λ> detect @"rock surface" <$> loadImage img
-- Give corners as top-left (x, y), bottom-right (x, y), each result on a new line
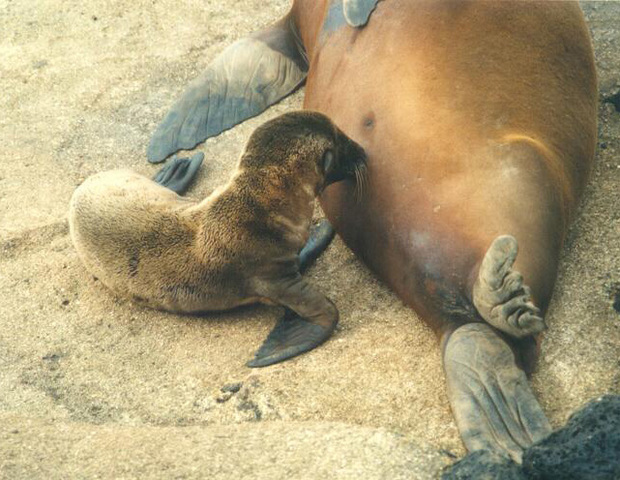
top-left (523, 395), bottom-right (620, 480)
top-left (441, 451), bottom-right (526, 480)
top-left (442, 395), bottom-right (620, 480)
top-left (0, 1), bottom-right (618, 478)
top-left (1, 414), bottom-right (447, 480)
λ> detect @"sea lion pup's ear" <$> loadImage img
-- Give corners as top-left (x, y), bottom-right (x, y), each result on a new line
top-left (343, 0), bottom-right (380, 28)
top-left (147, 15), bottom-right (308, 163)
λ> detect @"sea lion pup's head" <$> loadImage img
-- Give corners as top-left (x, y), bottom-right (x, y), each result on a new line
top-left (239, 111), bottom-right (367, 196)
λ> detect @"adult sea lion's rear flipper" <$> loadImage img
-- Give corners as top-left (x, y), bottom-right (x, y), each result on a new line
top-left (148, 16), bottom-right (308, 163)
top-left (473, 236), bottom-right (547, 338)
top-left (248, 277), bottom-right (338, 368)
top-left (153, 152), bottom-right (204, 195)
top-left (343, 0), bottom-right (380, 27)
top-left (443, 323), bottom-right (551, 463)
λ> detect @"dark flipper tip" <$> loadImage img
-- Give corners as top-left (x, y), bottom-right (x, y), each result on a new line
top-left (153, 152), bottom-right (204, 195)
top-left (147, 144), bottom-right (170, 164)
top-left (147, 122), bottom-right (180, 164)
top-left (299, 219), bottom-right (336, 273)
top-left (247, 310), bottom-right (335, 368)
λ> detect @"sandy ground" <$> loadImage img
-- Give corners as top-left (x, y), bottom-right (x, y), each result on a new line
top-left (0, 1), bottom-right (618, 478)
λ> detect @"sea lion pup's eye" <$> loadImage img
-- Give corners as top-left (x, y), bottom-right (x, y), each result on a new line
top-left (322, 149), bottom-right (335, 175)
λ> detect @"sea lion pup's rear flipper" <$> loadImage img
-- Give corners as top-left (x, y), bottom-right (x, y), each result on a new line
top-left (442, 323), bottom-right (552, 463)
top-left (153, 152), bottom-right (204, 195)
top-left (247, 309), bottom-right (335, 368)
top-left (248, 276), bottom-right (338, 368)
top-left (247, 220), bottom-right (335, 368)
top-left (298, 219), bottom-right (335, 273)
top-left (343, 0), bottom-right (380, 27)
top-left (147, 15), bottom-right (308, 164)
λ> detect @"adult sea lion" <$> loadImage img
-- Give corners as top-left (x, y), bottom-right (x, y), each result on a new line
top-left (146, 0), bottom-right (598, 462)
top-left (69, 111), bottom-right (367, 367)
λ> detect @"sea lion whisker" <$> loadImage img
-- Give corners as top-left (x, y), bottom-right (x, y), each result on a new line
top-left (354, 162), bottom-right (367, 202)
top-left (355, 167), bottom-right (362, 201)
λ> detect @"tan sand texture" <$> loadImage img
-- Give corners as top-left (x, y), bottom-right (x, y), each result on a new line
top-left (0, 1), bottom-right (618, 478)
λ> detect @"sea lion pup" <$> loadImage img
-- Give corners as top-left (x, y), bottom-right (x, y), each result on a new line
top-left (69, 111), bottom-right (367, 367)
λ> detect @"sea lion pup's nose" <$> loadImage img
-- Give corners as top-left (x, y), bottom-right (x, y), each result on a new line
top-left (348, 139), bottom-right (368, 171)
top-left (356, 147), bottom-right (368, 168)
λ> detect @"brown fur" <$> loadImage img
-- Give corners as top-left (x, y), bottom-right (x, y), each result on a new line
top-left (69, 111), bottom-right (365, 318)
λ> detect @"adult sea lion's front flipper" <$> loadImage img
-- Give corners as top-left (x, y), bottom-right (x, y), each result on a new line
top-left (443, 323), bottom-right (552, 463)
top-left (248, 276), bottom-right (338, 368)
top-left (343, 0), bottom-right (380, 27)
top-left (148, 16), bottom-right (308, 163)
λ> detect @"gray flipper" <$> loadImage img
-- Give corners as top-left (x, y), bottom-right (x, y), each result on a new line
top-left (473, 235), bottom-right (546, 339)
top-left (443, 323), bottom-right (551, 463)
top-left (148, 16), bottom-right (307, 163)
top-left (248, 272), bottom-right (339, 368)
top-left (247, 309), bottom-right (335, 368)
top-left (298, 219), bottom-right (336, 273)
top-left (153, 152), bottom-right (204, 194)
top-left (247, 220), bottom-right (336, 368)
top-left (343, 0), bottom-right (380, 27)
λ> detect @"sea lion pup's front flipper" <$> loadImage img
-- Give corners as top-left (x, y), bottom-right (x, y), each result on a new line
top-left (442, 323), bottom-right (552, 463)
top-left (343, 0), bottom-right (380, 27)
top-left (147, 15), bottom-right (308, 163)
top-left (298, 219), bottom-right (335, 273)
top-left (153, 152), bottom-right (204, 195)
top-left (248, 276), bottom-right (338, 368)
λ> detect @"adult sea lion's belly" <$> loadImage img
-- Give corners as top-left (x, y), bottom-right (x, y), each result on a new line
top-left (303, 0), bottom-right (597, 327)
